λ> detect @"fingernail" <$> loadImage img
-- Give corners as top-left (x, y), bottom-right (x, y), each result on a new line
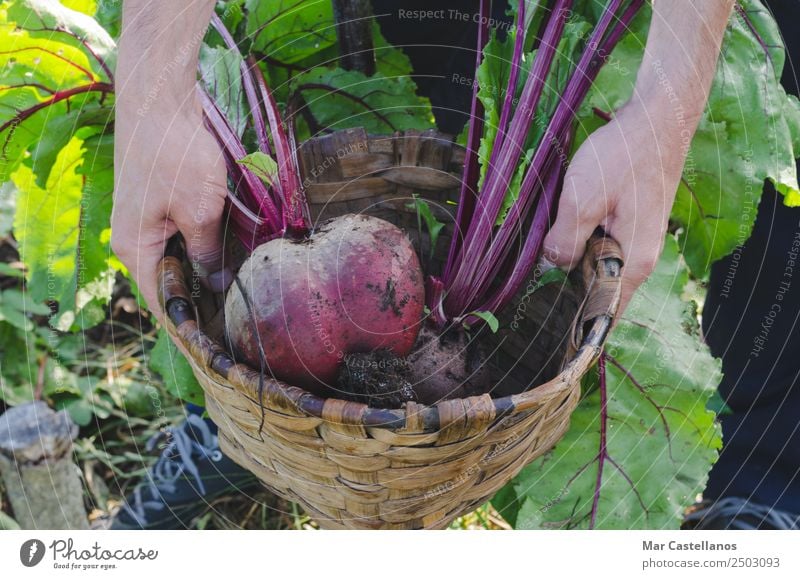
top-left (207, 268), bottom-right (233, 293)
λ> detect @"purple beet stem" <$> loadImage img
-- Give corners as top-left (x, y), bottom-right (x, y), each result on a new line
top-left (470, 0), bottom-right (644, 314)
top-left (443, 0), bottom-right (574, 314)
top-left (442, 0), bottom-right (491, 282)
top-left (200, 15), bottom-right (310, 248)
top-left (435, 0), bottom-right (644, 324)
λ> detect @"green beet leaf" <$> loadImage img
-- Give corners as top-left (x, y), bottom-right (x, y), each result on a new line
top-left (149, 329), bottom-right (206, 407)
top-left (12, 134), bottom-right (115, 332)
top-left (498, 236), bottom-right (722, 529)
top-left (672, 1), bottom-right (800, 276)
top-left (0, 0), bottom-right (115, 184)
top-left (199, 43), bottom-right (247, 138)
top-left (237, 151), bottom-right (278, 187)
top-left (291, 67), bottom-right (434, 134)
top-left (244, 0), bottom-right (336, 64)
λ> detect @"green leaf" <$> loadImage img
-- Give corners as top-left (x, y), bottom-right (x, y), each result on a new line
top-left (27, 105), bottom-right (113, 188)
top-left (503, 236), bottom-right (722, 529)
top-left (0, 509), bottom-right (20, 531)
top-left (0, 288), bottom-right (51, 329)
top-left (61, 0), bottom-right (98, 16)
top-left (372, 21), bottom-right (413, 78)
top-left (94, 0), bottom-right (121, 38)
top-left (0, 0), bottom-right (115, 181)
top-left (56, 132), bottom-right (116, 331)
top-left (217, 0), bottom-right (246, 36)
top-left (12, 134), bottom-right (115, 331)
top-left (53, 375), bottom-right (112, 425)
top-left (237, 151), bottom-right (278, 187)
top-left (120, 379), bottom-right (165, 417)
top-left (200, 43), bottom-right (247, 137)
top-left (149, 329), bottom-right (206, 406)
top-left (12, 137), bottom-right (84, 306)
top-left (0, 263), bottom-right (24, 278)
top-left (0, 182), bottom-right (15, 237)
top-left (672, 1), bottom-right (800, 274)
top-left (245, 0), bottom-right (337, 64)
top-left (406, 196), bottom-right (445, 258)
top-left (470, 310), bottom-right (500, 333)
top-left (292, 67), bottom-right (434, 134)
top-left (0, 323), bottom-right (39, 405)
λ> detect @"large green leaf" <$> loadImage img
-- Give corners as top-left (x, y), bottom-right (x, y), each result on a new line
top-left (244, 0), bottom-right (336, 64)
top-left (149, 330), bottom-right (206, 407)
top-left (498, 236), bottom-right (722, 529)
top-left (671, 1), bottom-right (800, 275)
top-left (12, 133), bottom-right (115, 331)
top-left (291, 67), bottom-right (434, 134)
top-left (12, 136), bottom-right (84, 306)
top-left (0, 0), bottom-right (115, 183)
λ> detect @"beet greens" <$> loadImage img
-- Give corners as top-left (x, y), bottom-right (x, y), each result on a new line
top-left (429, 0), bottom-right (645, 328)
top-left (199, 14), bottom-right (310, 250)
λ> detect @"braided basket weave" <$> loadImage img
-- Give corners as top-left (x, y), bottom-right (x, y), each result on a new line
top-left (158, 128), bottom-right (622, 529)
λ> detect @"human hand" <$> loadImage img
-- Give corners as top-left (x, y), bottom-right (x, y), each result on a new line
top-left (111, 96), bottom-right (229, 322)
top-left (542, 0), bottom-right (734, 317)
top-left (111, 0), bottom-right (224, 322)
top-left (542, 99), bottom-right (686, 316)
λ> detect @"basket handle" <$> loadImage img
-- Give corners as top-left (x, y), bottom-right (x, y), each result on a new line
top-left (570, 232), bottom-right (624, 352)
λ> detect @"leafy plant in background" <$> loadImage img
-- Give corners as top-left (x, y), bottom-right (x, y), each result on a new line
top-left (1, 0), bottom-right (799, 530)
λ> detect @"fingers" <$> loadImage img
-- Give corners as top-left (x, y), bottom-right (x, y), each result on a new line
top-left (542, 171), bottom-right (609, 269)
top-left (110, 217), bottom-right (178, 326)
top-left (606, 211), bottom-right (667, 319)
top-left (172, 174), bottom-right (231, 293)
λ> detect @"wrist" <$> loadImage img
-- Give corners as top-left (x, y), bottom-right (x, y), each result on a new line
top-left (117, 0), bottom-right (215, 117)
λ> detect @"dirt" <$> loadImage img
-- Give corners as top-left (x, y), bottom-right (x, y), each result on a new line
top-left (337, 349), bottom-right (416, 408)
top-left (405, 324), bottom-right (492, 405)
top-left (335, 324), bottom-right (493, 409)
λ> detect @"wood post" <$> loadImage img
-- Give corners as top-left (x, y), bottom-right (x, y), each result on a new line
top-left (0, 401), bottom-right (88, 529)
top-left (332, 0), bottom-right (376, 75)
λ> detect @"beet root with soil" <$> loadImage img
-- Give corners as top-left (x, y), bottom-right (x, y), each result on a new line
top-left (224, 214), bottom-right (425, 397)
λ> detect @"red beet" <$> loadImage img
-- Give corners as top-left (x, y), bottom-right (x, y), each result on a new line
top-left (224, 214), bottom-right (424, 396)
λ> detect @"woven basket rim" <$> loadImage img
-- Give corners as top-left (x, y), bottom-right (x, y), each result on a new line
top-left (157, 131), bottom-right (623, 434)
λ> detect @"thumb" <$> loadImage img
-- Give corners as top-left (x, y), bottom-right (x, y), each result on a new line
top-left (542, 175), bottom-right (607, 269)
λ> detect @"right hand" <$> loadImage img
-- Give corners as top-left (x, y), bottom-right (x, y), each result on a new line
top-left (111, 95), bottom-right (230, 323)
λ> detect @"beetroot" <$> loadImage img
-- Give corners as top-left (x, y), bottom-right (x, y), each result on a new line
top-left (224, 214), bottom-right (424, 396)
top-left (406, 325), bottom-right (491, 405)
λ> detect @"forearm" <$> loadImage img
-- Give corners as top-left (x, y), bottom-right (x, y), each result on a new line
top-left (117, 0), bottom-right (216, 115)
top-left (630, 0), bottom-right (734, 139)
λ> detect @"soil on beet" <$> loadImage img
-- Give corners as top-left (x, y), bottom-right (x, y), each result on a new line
top-left (335, 325), bottom-right (493, 409)
top-left (406, 325), bottom-right (492, 405)
top-left (337, 350), bottom-right (416, 408)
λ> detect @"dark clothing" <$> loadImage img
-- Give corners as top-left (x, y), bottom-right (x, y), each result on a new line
top-left (700, 0), bottom-right (800, 514)
top-left (372, 0), bottom-right (509, 133)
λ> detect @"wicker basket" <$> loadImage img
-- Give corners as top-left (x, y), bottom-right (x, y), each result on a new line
top-left (157, 128), bottom-right (622, 529)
